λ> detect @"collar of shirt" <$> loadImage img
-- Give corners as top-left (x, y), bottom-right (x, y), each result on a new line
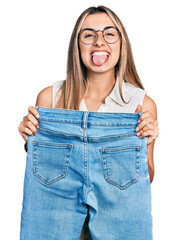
top-left (104, 77), bottom-right (129, 107)
top-left (80, 77), bottom-right (130, 110)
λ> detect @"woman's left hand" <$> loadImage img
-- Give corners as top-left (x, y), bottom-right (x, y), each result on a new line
top-left (135, 104), bottom-right (159, 145)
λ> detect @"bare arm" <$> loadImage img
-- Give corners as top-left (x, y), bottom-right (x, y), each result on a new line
top-left (141, 95), bottom-right (158, 183)
top-left (35, 86), bottom-right (52, 107)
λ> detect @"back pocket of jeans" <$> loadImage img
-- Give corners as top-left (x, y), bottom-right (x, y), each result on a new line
top-left (32, 141), bottom-right (73, 185)
top-left (100, 145), bottom-right (141, 190)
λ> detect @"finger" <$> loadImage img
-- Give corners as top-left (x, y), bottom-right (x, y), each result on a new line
top-left (28, 106), bottom-right (40, 119)
top-left (156, 126), bottom-right (159, 137)
top-left (154, 120), bottom-right (158, 126)
top-left (26, 113), bottom-right (39, 128)
top-left (24, 121), bottom-right (38, 134)
top-left (135, 104), bottom-right (142, 113)
top-left (18, 121), bottom-right (24, 134)
top-left (137, 125), bottom-right (159, 140)
top-left (138, 129), bottom-right (156, 139)
top-left (22, 125), bottom-right (34, 135)
top-left (21, 133), bottom-right (28, 142)
top-left (135, 116), bottom-right (154, 132)
top-left (147, 136), bottom-right (154, 145)
top-left (138, 111), bottom-right (152, 123)
top-left (136, 123), bottom-right (154, 133)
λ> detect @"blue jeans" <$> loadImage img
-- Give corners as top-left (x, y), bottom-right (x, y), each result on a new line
top-left (20, 106), bottom-right (153, 240)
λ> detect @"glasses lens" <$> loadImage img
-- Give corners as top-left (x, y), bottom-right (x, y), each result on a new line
top-left (104, 28), bottom-right (119, 44)
top-left (80, 30), bottom-right (96, 44)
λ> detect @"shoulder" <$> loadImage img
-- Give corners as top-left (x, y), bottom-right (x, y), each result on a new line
top-left (124, 81), bottom-right (146, 96)
top-left (35, 86), bottom-right (52, 108)
top-left (35, 80), bottom-right (65, 108)
top-left (142, 95), bottom-right (157, 119)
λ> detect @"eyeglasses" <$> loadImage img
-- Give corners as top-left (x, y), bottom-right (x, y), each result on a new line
top-left (78, 26), bottom-right (121, 45)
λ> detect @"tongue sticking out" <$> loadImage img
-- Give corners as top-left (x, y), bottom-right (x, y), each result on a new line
top-left (92, 55), bottom-right (108, 66)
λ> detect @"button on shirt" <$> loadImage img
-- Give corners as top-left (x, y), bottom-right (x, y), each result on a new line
top-left (52, 77), bottom-right (147, 113)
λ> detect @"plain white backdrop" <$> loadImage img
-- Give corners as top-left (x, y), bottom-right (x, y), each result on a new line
top-left (0, 0), bottom-right (176, 239)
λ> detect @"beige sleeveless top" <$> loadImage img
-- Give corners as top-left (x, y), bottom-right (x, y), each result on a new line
top-left (52, 77), bottom-right (147, 113)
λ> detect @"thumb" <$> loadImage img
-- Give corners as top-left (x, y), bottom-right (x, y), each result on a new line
top-left (135, 104), bottom-right (142, 113)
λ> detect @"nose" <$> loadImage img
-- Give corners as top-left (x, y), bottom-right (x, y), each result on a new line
top-left (94, 31), bottom-right (105, 46)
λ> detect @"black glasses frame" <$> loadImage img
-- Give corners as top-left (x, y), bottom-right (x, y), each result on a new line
top-left (78, 26), bottom-right (121, 45)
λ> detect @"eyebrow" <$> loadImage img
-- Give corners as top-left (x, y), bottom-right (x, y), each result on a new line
top-left (80, 26), bottom-right (116, 31)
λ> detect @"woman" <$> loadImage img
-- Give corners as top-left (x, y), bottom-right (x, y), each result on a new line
top-left (19, 5), bottom-right (159, 240)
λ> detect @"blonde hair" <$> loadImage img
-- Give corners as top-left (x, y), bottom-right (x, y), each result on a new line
top-left (55, 5), bottom-right (145, 109)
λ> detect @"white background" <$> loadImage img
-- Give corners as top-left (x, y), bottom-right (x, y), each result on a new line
top-left (0, 0), bottom-right (176, 239)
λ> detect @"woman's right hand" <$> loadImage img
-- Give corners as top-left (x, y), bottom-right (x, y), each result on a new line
top-left (18, 106), bottom-right (40, 142)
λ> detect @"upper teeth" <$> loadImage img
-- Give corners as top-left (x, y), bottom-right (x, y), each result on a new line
top-left (92, 52), bottom-right (108, 56)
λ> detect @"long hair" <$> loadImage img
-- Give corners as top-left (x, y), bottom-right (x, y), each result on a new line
top-left (55, 5), bottom-right (145, 109)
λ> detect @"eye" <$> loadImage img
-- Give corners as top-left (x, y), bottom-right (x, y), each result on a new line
top-left (85, 34), bottom-right (94, 38)
top-left (105, 33), bottom-right (114, 36)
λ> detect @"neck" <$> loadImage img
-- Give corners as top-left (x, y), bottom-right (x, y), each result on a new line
top-left (85, 70), bottom-right (116, 101)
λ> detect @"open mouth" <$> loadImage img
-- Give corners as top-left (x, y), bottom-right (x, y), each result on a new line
top-left (91, 51), bottom-right (110, 66)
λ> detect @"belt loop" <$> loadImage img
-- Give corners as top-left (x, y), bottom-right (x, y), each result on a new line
top-left (82, 111), bottom-right (89, 129)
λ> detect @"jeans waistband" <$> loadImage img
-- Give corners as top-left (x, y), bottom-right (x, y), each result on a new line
top-left (36, 106), bottom-right (143, 127)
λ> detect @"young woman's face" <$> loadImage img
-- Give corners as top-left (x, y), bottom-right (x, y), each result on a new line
top-left (78, 13), bottom-right (121, 75)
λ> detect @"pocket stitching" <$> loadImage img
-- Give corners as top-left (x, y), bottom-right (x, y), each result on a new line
top-left (32, 141), bottom-right (73, 185)
top-left (100, 145), bottom-right (141, 190)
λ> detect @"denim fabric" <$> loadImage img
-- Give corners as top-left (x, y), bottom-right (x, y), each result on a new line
top-left (20, 106), bottom-right (153, 240)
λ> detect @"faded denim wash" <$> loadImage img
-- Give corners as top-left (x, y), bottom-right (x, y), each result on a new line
top-left (20, 106), bottom-right (153, 240)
